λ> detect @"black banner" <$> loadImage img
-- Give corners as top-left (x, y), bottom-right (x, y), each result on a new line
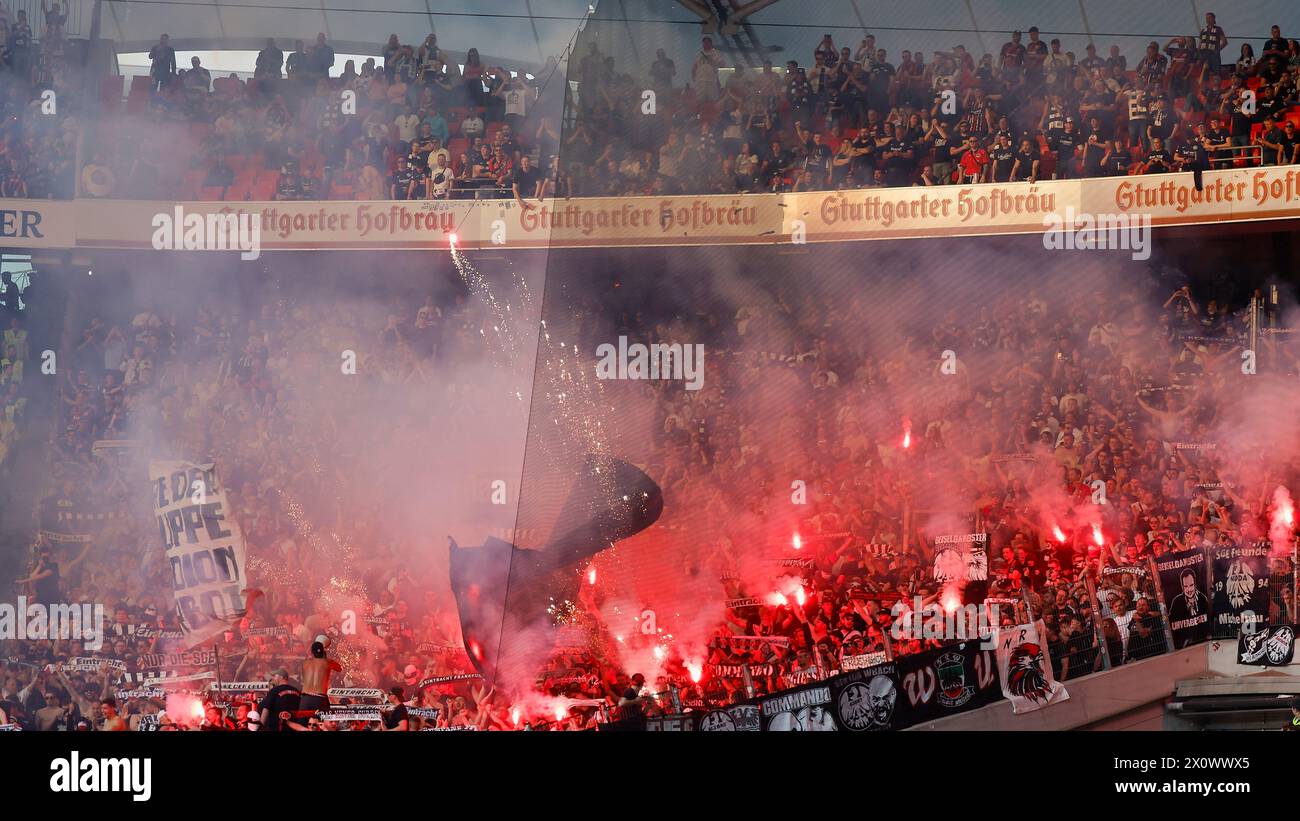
top-left (1210, 542), bottom-right (1271, 637)
top-left (1155, 547), bottom-right (1210, 648)
top-left (645, 714), bottom-right (697, 731)
top-left (756, 683), bottom-right (836, 731)
top-left (695, 704), bottom-right (760, 731)
top-left (1237, 625), bottom-right (1296, 667)
top-left (895, 640), bottom-right (1000, 725)
top-left (828, 661), bottom-right (900, 731)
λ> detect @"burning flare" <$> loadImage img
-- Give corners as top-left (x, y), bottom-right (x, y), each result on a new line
top-left (686, 661), bottom-right (703, 683)
top-left (1270, 485), bottom-right (1295, 556)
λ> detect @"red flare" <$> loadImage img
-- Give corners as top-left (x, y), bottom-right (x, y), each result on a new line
top-left (587, 566), bottom-right (597, 585)
top-left (1091, 523), bottom-right (1104, 547)
top-left (941, 590), bottom-right (961, 613)
top-left (792, 533), bottom-right (803, 550)
top-left (1052, 524), bottom-right (1066, 543)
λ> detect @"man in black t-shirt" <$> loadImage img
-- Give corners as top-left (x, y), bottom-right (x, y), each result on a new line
top-left (881, 124), bottom-right (914, 187)
top-left (390, 156), bottom-right (422, 199)
top-left (925, 120), bottom-right (953, 183)
top-left (1051, 119), bottom-right (1080, 179)
top-left (989, 134), bottom-right (1015, 182)
top-left (850, 128), bottom-right (877, 181)
top-left (801, 131), bottom-right (833, 187)
top-left (1143, 138), bottom-right (1173, 173)
top-left (257, 669), bottom-right (300, 731)
top-left (1012, 137), bottom-right (1039, 182)
top-left (1220, 75), bottom-right (1253, 146)
top-left (1082, 132), bottom-right (1108, 177)
top-left (1145, 97), bottom-right (1177, 148)
top-left (511, 154), bottom-right (544, 209)
top-left (380, 687), bottom-right (409, 731)
top-left (1278, 121), bottom-right (1300, 166)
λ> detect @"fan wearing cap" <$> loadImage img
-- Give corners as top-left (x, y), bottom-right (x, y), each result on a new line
top-left (379, 687), bottom-right (409, 731)
top-left (257, 667), bottom-right (301, 731)
top-left (299, 637), bottom-right (341, 715)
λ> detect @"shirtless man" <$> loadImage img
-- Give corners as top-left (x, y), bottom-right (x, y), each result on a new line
top-left (99, 698), bottom-right (127, 731)
top-left (299, 639), bottom-right (341, 714)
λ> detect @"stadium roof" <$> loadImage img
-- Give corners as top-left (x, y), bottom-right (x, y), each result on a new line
top-left (97, 0), bottom-right (594, 70)
top-left (80, 0), bottom-right (1300, 75)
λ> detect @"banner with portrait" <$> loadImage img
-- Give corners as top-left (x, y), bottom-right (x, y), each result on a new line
top-left (828, 661), bottom-right (900, 731)
top-left (1155, 547), bottom-right (1209, 648)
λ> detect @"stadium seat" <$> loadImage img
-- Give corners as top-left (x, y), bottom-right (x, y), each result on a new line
top-left (100, 76), bottom-right (124, 107)
top-left (199, 185), bottom-right (226, 201)
top-left (125, 91), bottom-right (150, 115)
top-left (250, 171), bottom-right (279, 200)
top-left (180, 170), bottom-right (206, 200)
top-left (213, 77), bottom-right (242, 97)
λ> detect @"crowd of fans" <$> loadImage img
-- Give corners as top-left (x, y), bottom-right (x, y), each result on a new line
top-left (83, 30), bottom-right (560, 205)
top-left (569, 13), bottom-right (1300, 195)
top-left (0, 2), bottom-right (81, 200)
top-left (2, 10), bottom-right (1300, 733)
top-left (3, 10), bottom-right (1300, 203)
top-left (0, 248), bottom-right (1295, 730)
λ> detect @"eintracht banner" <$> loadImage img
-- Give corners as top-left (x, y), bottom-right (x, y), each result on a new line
top-left (995, 621), bottom-right (1069, 714)
top-left (149, 461), bottom-right (250, 648)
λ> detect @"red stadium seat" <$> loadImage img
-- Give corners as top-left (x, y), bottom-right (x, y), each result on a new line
top-left (250, 171), bottom-right (279, 200)
top-left (129, 74), bottom-right (153, 94)
top-left (199, 186), bottom-right (226, 201)
top-left (180, 170), bottom-right (205, 200)
top-left (100, 76), bottom-right (124, 105)
top-left (125, 91), bottom-right (149, 115)
top-left (213, 76), bottom-right (242, 97)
